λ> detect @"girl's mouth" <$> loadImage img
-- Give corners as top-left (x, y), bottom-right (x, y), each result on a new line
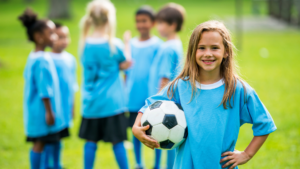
top-left (202, 60), bottom-right (216, 65)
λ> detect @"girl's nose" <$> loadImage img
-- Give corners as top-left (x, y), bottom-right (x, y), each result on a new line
top-left (204, 50), bottom-right (213, 57)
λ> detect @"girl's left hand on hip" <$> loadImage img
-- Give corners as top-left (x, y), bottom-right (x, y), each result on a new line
top-left (220, 150), bottom-right (251, 169)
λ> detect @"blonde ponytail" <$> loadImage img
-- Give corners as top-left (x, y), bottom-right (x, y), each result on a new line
top-left (79, 0), bottom-right (116, 54)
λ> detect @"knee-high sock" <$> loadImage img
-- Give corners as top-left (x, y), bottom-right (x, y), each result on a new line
top-left (167, 149), bottom-right (176, 169)
top-left (154, 149), bottom-right (162, 169)
top-left (30, 149), bottom-right (42, 169)
top-left (133, 136), bottom-right (142, 166)
top-left (53, 141), bottom-right (62, 168)
top-left (113, 142), bottom-right (129, 169)
top-left (43, 144), bottom-right (53, 168)
top-left (84, 142), bottom-right (97, 169)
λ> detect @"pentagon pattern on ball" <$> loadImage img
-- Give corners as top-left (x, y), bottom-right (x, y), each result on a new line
top-left (142, 120), bottom-right (153, 135)
top-left (159, 101), bottom-right (179, 114)
top-left (149, 101), bottom-right (162, 110)
top-left (147, 108), bottom-right (165, 126)
top-left (169, 125), bottom-right (185, 143)
top-left (151, 124), bottom-right (169, 142)
top-left (184, 127), bottom-right (188, 139)
top-left (162, 114), bottom-right (178, 129)
top-left (160, 140), bottom-right (175, 149)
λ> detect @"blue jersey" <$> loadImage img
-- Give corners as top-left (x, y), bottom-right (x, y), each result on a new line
top-left (23, 51), bottom-right (65, 137)
top-left (140, 79), bottom-right (277, 169)
top-left (148, 39), bottom-right (183, 97)
top-left (81, 38), bottom-right (127, 118)
top-left (126, 36), bottom-right (163, 112)
top-left (50, 51), bottom-right (78, 127)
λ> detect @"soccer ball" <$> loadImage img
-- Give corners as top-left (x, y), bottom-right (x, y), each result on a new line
top-left (141, 100), bottom-right (188, 150)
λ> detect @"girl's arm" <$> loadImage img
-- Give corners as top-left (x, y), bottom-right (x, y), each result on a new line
top-left (119, 60), bottom-right (132, 70)
top-left (123, 30), bottom-right (132, 61)
top-left (160, 77), bottom-right (170, 90)
top-left (220, 134), bottom-right (269, 169)
top-left (132, 113), bottom-right (160, 150)
top-left (42, 98), bottom-right (55, 125)
top-left (119, 30), bottom-right (132, 70)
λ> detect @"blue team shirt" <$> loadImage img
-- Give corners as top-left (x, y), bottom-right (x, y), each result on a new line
top-left (23, 51), bottom-right (65, 137)
top-left (50, 51), bottom-right (78, 127)
top-left (148, 39), bottom-right (183, 97)
top-left (140, 79), bottom-right (277, 169)
top-left (126, 36), bottom-right (163, 112)
top-left (81, 38), bottom-right (127, 118)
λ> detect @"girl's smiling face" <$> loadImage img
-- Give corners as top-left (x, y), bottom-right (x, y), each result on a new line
top-left (196, 31), bottom-right (228, 73)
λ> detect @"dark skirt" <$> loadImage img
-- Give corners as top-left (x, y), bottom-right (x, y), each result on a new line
top-left (26, 127), bottom-right (70, 143)
top-left (128, 112), bottom-right (138, 128)
top-left (79, 113), bottom-right (128, 143)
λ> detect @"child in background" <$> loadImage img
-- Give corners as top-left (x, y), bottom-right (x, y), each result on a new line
top-left (19, 9), bottom-right (68, 169)
top-left (78, 1), bottom-right (131, 169)
top-left (144, 3), bottom-right (185, 169)
top-left (43, 23), bottom-right (78, 169)
top-left (124, 6), bottom-right (163, 169)
top-left (133, 20), bottom-right (277, 169)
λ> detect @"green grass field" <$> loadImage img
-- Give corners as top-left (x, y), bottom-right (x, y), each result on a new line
top-left (0, 0), bottom-right (299, 168)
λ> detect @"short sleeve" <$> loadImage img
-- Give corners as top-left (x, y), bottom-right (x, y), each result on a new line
top-left (240, 89), bottom-right (277, 136)
top-left (158, 49), bottom-right (175, 79)
top-left (139, 81), bottom-right (181, 113)
top-left (34, 60), bottom-right (54, 98)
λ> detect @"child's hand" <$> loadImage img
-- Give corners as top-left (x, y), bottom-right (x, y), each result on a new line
top-left (119, 60), bottom-right (132, 70)
top-left (46, 112), bottom-right (55, 125)
top-left (220, 150), bottom-right (251, 169)
top-left (123, 30), bottom-right (131, 43)
top-left (132, 124), bottom-right (159, 150)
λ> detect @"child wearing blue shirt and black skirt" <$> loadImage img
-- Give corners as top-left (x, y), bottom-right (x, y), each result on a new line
top-left (78, 1), bottom-right (132, 169)
top-left (19, 9), bottom-right (68, 169)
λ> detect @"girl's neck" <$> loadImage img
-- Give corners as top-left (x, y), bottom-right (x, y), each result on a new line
top-left (91, 26), bottom-right (108, 38)
top-left (139, 33), bottom-right (151, 41)
top-left (166, 32), bottom-right (178, 41)
top-left (34, 44), bottom-right (45, 52)
top-left (199, 69), bottom-right (222, 85)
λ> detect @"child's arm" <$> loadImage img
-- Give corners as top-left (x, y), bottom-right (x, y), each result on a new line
top-left (220, 134), bottom-right (269, 169)
top-left (132, 113), bottom-right (160, 150)
top-left (119, 30), bottom-right (132, 70)
top-left (119, 60), bottom-right (132, 70)
top-left (160, 77), bottom-right (170, 90)
top-left (42, 98), bottom-right (55, 125)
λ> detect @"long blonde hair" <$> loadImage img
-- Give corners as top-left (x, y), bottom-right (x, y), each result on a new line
top-left (168, 20), bottom-right (245, 109)
top-left (79, 0), bottom-right (116, 52)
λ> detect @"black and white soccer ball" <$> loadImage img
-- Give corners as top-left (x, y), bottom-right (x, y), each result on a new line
top-left (141, 100), bottom-right (188, 150)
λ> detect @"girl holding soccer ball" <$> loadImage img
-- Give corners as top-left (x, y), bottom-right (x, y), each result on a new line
top-left (133, 20), bottom-right (276, 169)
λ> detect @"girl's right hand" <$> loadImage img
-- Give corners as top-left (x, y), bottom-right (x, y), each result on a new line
top-left (132, 124), bottom-right (159, 150)
top-left (46, 112), bottom-right (55, 125)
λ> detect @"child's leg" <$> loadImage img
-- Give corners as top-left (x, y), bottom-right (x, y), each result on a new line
top-left (52, 141), bottom-right (62, 168)
top-left (43, 144), bottom-right (54, 169)
top-left (166, 149), bottom-right (176, 169)
top-left (31, 141), bottom-right (45, 169)
top-left (84, 141), bottom-right (97, 169)
top-left (113, 142), bottom-right (129, 169)
top-left (133, 136), bottom-right (142, 167)
top-left (154, 149), bottom-right (162, 169)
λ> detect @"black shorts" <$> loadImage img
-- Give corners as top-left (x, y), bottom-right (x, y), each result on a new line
top-left (79, 113), bottom-right (128, 143)
top-left (26, 127), bottom-right (70, 143)
top-left (128, 112), bottom-right (138, 128)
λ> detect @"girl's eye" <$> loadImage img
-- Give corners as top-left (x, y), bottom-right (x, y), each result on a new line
top-left (198, 47), bottom-right (205, 50)
top-left (212, 47), bottom-right (219, 50)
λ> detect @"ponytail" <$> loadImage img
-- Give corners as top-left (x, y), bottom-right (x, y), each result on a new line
top-left (79, 0), bottom-right (116, 54)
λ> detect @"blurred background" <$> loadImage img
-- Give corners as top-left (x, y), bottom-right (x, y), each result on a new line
top-left (0, 0), bottom-right (299, 168)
